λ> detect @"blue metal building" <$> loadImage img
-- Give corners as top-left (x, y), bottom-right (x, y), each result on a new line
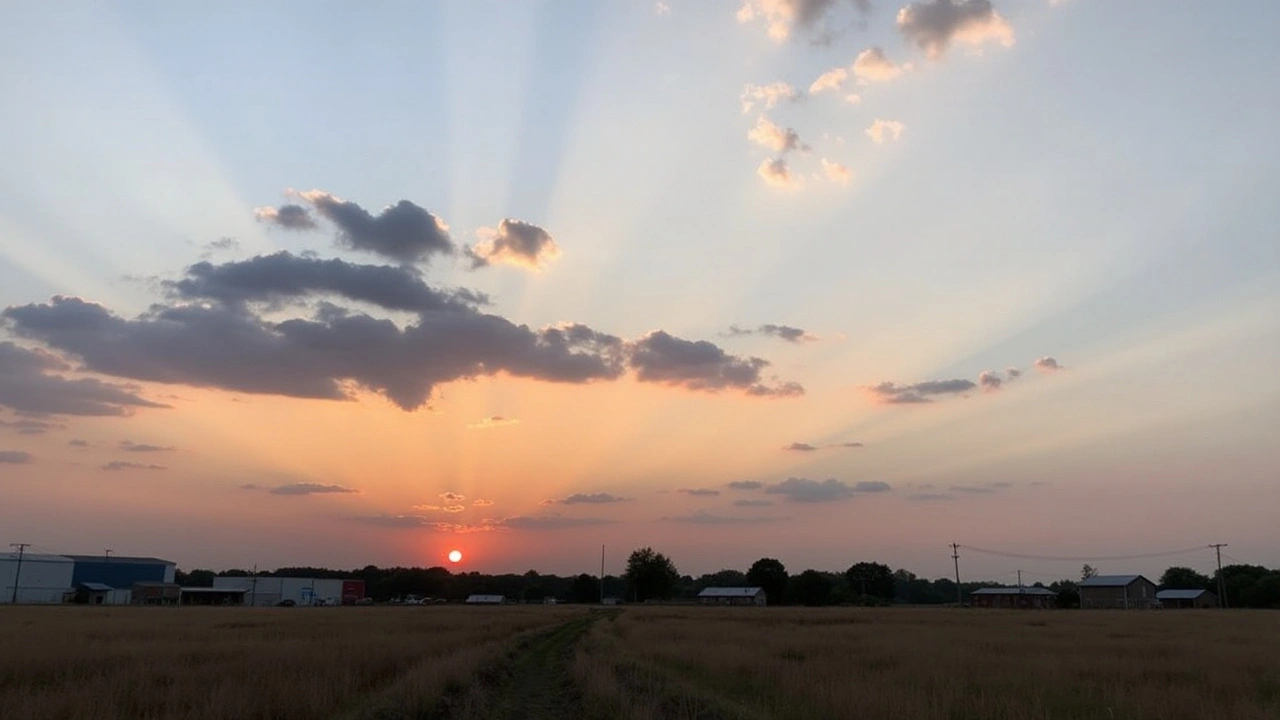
top-left (66, 555), bottom-right (176, 589)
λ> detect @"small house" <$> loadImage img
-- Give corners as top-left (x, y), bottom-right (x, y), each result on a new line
top-left (697, 587), bottom-right (767, 606)
top-left (1157, 588), bottom-right (1218, 609)
top-left (1078, 575), bottom-right (1158, 609)
top-left (969, 586), bottom-right (1057, 609)
top-left (74, 582), bottom-right (113, 605)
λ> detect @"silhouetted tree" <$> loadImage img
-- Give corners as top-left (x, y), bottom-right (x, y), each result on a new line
top-left (174, 569), bottom-right (216, 587)
top-left (624, 547), bottom-right (680, 601)
top-left (791, 569), bottom-right (833, 606)
top-left (569, 573), bottom-right (601, 603)
top-left (845, 562), bottom-right (894, 601)
top-left (696, 569), bottom-right (747, 592)
top-left (1049, 579), bottom-right (1079, 608)
top-left (1159, 566), bottom-right (1213, 590)
top-left (746, 558), bottom-right (789, 605)
top-left (1081, 564), bottom-right (1098, 581)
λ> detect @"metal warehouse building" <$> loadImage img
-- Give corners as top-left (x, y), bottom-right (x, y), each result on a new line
top-left (1079, 574), bottom-right (1158, 609)
top-left (66, 554), bottom-right (176, 589)
top-left (1, 552), bottom-right (75, 604)
top-left (212, 577), bottom-right (364, 606)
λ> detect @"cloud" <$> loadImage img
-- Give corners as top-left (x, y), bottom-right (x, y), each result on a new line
top-left (741, 82), bottom-right (802, 114)
top-left (677, 488), bottom-right (721, 497)
top-left (726, 324), bottom-right (817, 343)
top-left (254, 204), bottom-right (317, 230)
top-left (268, 483), bottom-right (357, 495)
top-left (907, 492), bottom-right (954, 501)
top-left (101, 461), bottom-right (166, 471)
top-left (838, 441), bottom-right (865, 448)
top-left (544, 492), bottom-right (632, 505)
top-left (351, 514), bottom-right (432, 529)
top-left (1006, 367), bottom-right (1022, 380)
top-left (629, 330), bottom-right (802, 396)
top-left (472, 499), bottom-right (494, 507)
top-left (866, 119), bottom-right (905, 144)
top-left (853, 47), bottom-right (909, 82)
top-left (466, 219), bottom-right (561, 271)
top-left (0, 418), bottom-right (65, 435)
top-left (757, 158), bottom-right (801, 189)
top-left (809, 67), bottom-right (849, 94)
top-left (765, 477), bottom-right (890, 502)
top-left (950, 484), bottom-right (995, 494)
top-left (728, 480), bottom-right (764, 491)
top-left (734, 499), bottom-right (775, 507)
top-left (865, 378), bottom-right (976, 404)
top-left (785, 442), bottom-right (818, 452)
top-left (468, 415), bottom-right (519, 430)
top-left (414, 504), bottom-right (466, 513)
top-left (655, 1), bottom-right (671, 15)
top-left (978, 371), bottom-right (1003, 392)
top-left (787, 440), bottom-right (864, 451)
top-left (501, 515), bottom-right (616, 530)
top-left (664, 511), bottom-right (783, 525)
top-left (440, 492), bottom-right (466, 502)
top-left (119, 440), bottom-right (174, 453)
top-left (239, 483), bottom-right (259, 490)
top-left (289, 190), bottom-right (455, 264)
top-left (69, 439), bottom-right (90, 447)
top-left (897, 0), bottom-right (1015, 59)
top-left (204, 237), bottom-right (241, 253)
top-left (737, 0), bottom-right (872, 41)
top-left (0, 450), bottom-right (33, 464)
top-left (747, 117), bottom-right (807, 153)
top-left (0, 341), bottom-right (166, 417)
top-left (1034, 356), bottom-right (1063, 372)
top-left (821, 158), bottom-right (852, 185)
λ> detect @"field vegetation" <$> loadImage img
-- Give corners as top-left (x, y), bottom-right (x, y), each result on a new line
top-left (2, 605), bottom-right (1277, 720)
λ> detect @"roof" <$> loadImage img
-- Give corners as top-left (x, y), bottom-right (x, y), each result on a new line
top-left (1157, 589), bottom-right (1213, 600)
top-left (78, 582), bottom-right (113, 592)
top-left (1078, 575), bottom-right (1149, 587)
top-left (971, 587), bottom-right (1057, 596)
top-left (64, 555), bottom-right (175, 565)
top-left (181, 587), bottom-right (247, 593)
top-left (698, 587), bottom-right (764, 598)
top-left (0, 552), bottom-right (72, 563)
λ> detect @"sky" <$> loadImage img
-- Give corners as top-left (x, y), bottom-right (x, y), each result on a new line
top-left (1, 0), bottom-right (1277, 583)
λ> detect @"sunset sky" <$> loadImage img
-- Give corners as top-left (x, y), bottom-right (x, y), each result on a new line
top-left (2, 1), bottom-right (1277, 583)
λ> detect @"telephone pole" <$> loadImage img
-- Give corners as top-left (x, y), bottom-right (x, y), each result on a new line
top-left (1209, 543), bottom-right (1229, 609)
top-left (9, 543), bottom-right (30, 604)
top-left (600, 545), bottom-right (605, 604)
top-left (1017, 570), bottom-right (1023, 592)
top-left (951, 543), bottom-right (963, 606)
top-left (104, 549), bottom-right (112, 563)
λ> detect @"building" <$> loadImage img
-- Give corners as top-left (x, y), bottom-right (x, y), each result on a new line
top-left (1157, 588), bottom-right (1218, 609)
top-left (697, 587), bottom-right (767, 606)
top-left (1078, 575), bottom-right (1158, 609)
top-left (0, 552), bottom-right (75, 604)
top-left (465, 594), bottom-right (505, 604)
top-left (74, 582), bottom-right (113, 605)
top-left (132, 582), bottom-right (180, 606)
top-left (969, 586), bottom-right (1057, 609)
top-left (212, 577), bottom-right (365, 606)
top-left (180, 587), bottom-right (247, 606)
top-left (66, 554), bottom-right (176, 590)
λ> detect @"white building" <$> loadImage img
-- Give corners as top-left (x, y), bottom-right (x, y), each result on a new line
top-left (0, 552), bottom-right (75, 604)
top-left (697, 587), bottom-right (767, 606)
top-left (465, 594), bottom-right (505, 604)
top-left (212, 576), bottom-right (350, 606)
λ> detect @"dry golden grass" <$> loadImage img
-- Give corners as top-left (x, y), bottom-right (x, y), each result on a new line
top-left (0, 605), bottom-right (580, 720)
top-left (573, 607), bottom-right (1280, 720)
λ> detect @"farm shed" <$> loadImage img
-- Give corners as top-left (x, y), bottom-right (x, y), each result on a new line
top-left (465, 594), bottom-right (505, 604)
top-left (969, 586), bottom-right (1057, 609)
top-left (0, 551), bottom-right (74, 604)
top-left (697, 587), bottom-right (767, 606)
top-left (212, 577), bottom-right (364, 606)
top-left (67, 554), bottom-right (176, 589)
top-left (1157, 588), bottom-right (1218, 609)
top-left (74, 582), bottom-right (113, 605)
top-left (131, 582), bottom-right (180, 606)
top-left (1079, 575), bottom-right (1158, 609)
top-left (180, 587), bottom-right (247, 606)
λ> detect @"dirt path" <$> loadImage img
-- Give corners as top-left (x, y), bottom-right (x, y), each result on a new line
top-left (429, 612), bottom-right (599, 720)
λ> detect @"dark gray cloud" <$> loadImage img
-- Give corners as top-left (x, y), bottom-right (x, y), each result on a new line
top-left (907, 492), bottom-right (953, 501)
top-left (727, 324), bottom-right (817, 343)
top-left (102, 461), bottom-right (166, 471)
top-left (1, 417), bottom-right (65, 435)
top-left (268, 482), bottom-right (357, 496)
top-left (544, 492), bottom-right (631, 505)
top-left (467, 220), bottom-right (561, 270)
top-left (1034, 356), bottom-right (1063, 372)
top-left (0, 341), bottom-right (166, 417)
top-left (677, 488), bottom-right (721, 497)
top-left (663, 511), bottom-right (783, 525)
top-left (169, 252), bottom-right (485, 314)
top-left (293, 190), bottom-right (455, 264)
top-left (896, 0), bottom-right (1014, 59)
top-left (0, 450), bottom-right (33, 464)
top-left (1006, 367), bottom-right (1022, 380)
top-left (734, 499), bottom-right (775, 507)
top-left (866, 378), bottom-right (976, 404)
top-left (785, 442), bottom-right (818, 452)
top-left (204, 237), bottom-right (241, 253)
top-left (978, 371), bottom-right (1003, 392)
top-left (119, 440), bottom-right (174, 453)
top-left (764, 477), bottom-right (891, 502)
top-left (629, 331), bottom-right (803, 397)
top-left (839, 441), bottom-right (864, 448)
top-left (254, 204), bottom-right (317, 230)
top-left (69, 439), bottom-right (89, 447)
top-left (727, 480), bottom-right (764, 490)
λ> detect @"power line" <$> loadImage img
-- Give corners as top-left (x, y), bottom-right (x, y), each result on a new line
top-left (960, 544), bottom-right (1213, 563)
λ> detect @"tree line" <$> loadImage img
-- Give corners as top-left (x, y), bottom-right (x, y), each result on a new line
top-left (172, 551), bottom-right (1280, 608)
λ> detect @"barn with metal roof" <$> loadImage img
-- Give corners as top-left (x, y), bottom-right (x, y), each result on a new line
top-left (1078, 575), bottom-right (1158, 609)
top-left (697, 587), bottom-right (767, 606)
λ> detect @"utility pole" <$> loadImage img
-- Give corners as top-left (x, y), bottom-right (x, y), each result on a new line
top-left (1210, 543), bottom-right (1229, 609)
top-left (9, 543), bottom-right (30, 604)
top-left (250, 564), bottom-right (258, 608)
top-left (599, 545), bottom-right (605, 604)
top-left (951, 543), bottom-right (963, 606)
top-left (1017, 570), bottom-right (1023, 592)
top-left (104, 549), bottom-right (112, 563)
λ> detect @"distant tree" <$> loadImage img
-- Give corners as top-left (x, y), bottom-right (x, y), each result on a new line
top-left (746, 558), bottom-right (789, 605)
top-left (845, 562), bottom-right (894, 601)
top-left (1081, 564), bottom-right (1098, 581)
top-left (1049, 579), bottom-right (1079, 608)
top-left (624, 547), bottom-right (680, 602)
top-left (1159, 566), bottom-right (1213, 590)
top-left (569, 573), bottom-right (601, 603)
top-left (791, 570), bottom-right (833, 606)
top-left (176, 569), bottom-right (216, 587)
top-left (696, 569), bottom-right (747, 592)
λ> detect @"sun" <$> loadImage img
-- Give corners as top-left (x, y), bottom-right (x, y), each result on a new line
top-left (448, 549), bottom-right (463, 563)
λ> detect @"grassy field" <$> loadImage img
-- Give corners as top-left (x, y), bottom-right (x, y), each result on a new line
top-left (1, 605), bottom-right (1277, 720)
